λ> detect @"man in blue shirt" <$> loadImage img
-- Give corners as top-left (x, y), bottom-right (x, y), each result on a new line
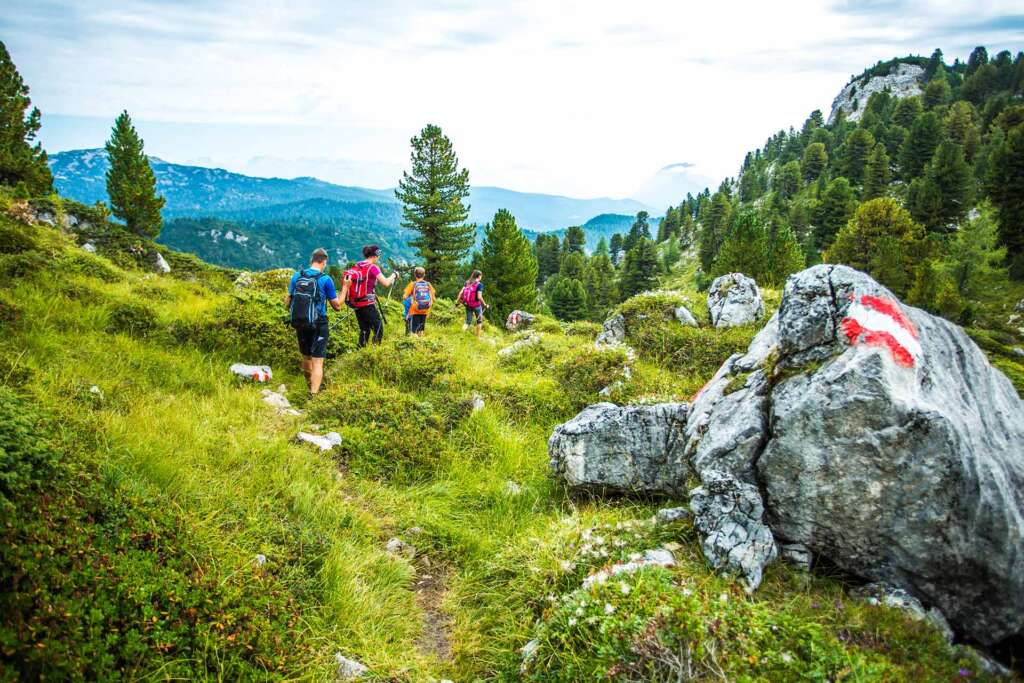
top-left (285, 248), bottom-right (342, 394)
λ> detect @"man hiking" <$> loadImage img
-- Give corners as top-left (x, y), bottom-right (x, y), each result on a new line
top-left (460, 270), bottom-right (489, 338)
top-left (286, 248), bottom-right (342, 395)
top-left (402, 267), bottom-right (436, 337)
top-left (340, 245), bottom-right (397, 347)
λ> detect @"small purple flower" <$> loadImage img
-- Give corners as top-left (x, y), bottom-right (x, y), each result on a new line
top-left (958, 667), bottom-right (971, 678)
top-left (811, 601), bottom-right (820, 609)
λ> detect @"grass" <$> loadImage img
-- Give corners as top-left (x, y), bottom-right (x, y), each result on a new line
top-left (0, 198), bottom-right (1016, 681)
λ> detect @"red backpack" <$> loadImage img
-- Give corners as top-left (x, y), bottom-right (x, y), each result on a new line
top-left (344, 261), bottom-right (377, 307)
top-left (460, 280), bottom-right (480, 307)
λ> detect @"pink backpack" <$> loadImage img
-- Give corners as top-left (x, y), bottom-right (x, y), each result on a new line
top-left (459, 281), bottom-right (480, 307)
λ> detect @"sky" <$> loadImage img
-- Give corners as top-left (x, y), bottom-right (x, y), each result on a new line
top-left (2, 0), bottom-right (1023, 202)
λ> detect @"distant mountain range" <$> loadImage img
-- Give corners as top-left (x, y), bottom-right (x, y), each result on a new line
top-left (49, 149), bottom-right (659, 269)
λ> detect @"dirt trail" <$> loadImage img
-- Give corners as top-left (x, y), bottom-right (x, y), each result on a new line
top-left (413, 555), bottom-right (453, 662)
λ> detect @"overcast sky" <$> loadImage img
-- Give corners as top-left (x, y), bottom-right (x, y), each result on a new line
top-left (3, 0), bottom-right (1022, 199)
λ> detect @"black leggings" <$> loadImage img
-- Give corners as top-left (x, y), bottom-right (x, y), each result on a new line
top-left (355, 305), bottom-right (383, 347)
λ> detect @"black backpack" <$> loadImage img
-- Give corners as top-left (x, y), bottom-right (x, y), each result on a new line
top-left (289, 269), bottom-right (325, 330)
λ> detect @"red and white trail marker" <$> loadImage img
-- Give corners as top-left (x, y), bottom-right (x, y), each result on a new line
top-left (840, 294), bottom-right (922, 368)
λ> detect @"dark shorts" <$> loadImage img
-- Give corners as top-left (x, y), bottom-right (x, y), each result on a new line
top-left (297, 320), bottom-right (329, 358)
top-left (465, 305), bottom-right (483, 325)
top-left (410, 314), bottom-right (427, 333)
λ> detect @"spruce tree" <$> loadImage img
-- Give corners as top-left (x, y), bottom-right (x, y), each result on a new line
top-left (923, 141), bottom-right (974, 229)
top-left (986, 123), bottom-right (1024, 277)
top-left (899, 111), bottom-right (942, 179)
top-left (534, 234), bottom-right (561, 284)
top-left (862, 144), bottom-right (891, 200)
top-left (105, 111), bottom-right (165, 238)
top-left (478, 209), bottom-right (538, 321)
top-left (711, 211), bottom-right (770, 281)
top-left (892, 96), bottom-right (923, 129)
top-left (944, 203), bottom-right (1006, 300)
top-left (813, 177), bottom-right (856, 251)
top-left (583, 252), bottom-right (618, 321)
top-left (594, 236), bottom-right (610, 257)
top-left (559, 251), bottom-right (587, 281)
top-left (828, 198), bottom-right (924, 296)
top-left (698, 190), bottom-right (732, 271)
top-left (801, 142), bottom-right (828, 181)
top-left (619, 238), bottom-right (659, 299)
top-left (945, 101), bottom-right (981, 162)
top-left (0, 41), bottom-right (52, 194)
top-left (395, 124), bottom-right (473, 285)
top-left (661, 234), bottom-right (681, 273)
top-left (609, 233), bottom-right (623, 266)
top-left (622, 211), bottom-right (651, 252)
top-left (922, 70), bottom-right (951, 109)
top-left (841, 128), bottom-right (875, 185)
top-left (562, 225), bottom-right (585, 254)
top-left (548, 277), bottom-right (588, 321)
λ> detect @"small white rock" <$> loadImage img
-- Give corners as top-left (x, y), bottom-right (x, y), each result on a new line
top-left (297, 431), bottom-right (342, 451)
top-left (385, 537), bottom-right (416, 559)
top-left (334, 653), bottom-right (368, 681)
top-left (254, 553), bottom-right (267, 567)
top-left (505, 480), bottom-right (522, 496)
top-left (154, 252), bottom-right (171, 274)
top-left (81, 242), bottom-right (97, 253)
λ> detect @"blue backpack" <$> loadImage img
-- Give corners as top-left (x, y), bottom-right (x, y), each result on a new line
top-left (412, 280), bottom-right (432, 311)
top-left (289, 269), bottom-right (324, 330)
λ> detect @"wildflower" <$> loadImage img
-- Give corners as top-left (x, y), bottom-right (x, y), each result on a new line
top-left (718, 593), bottom-right (729, 603)
top-left (567, 617), bottom-right (577, 626)
top-left (681, 588), bottom-right (693, 596)
top-left (575, 607), bottom-right (584, 617)
top-left (619, 582), bottom-right (631, 595)
top-left (781, 652), bottom-right (793, 664)
top-left (604, 603), bottom-right (615, 615)
top-left (559, 560), bottom-right (575, 572)
top-left (958, 668), bottom-right (971, 678)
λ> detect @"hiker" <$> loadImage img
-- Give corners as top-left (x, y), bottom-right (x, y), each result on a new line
top-left (285, 247), bottom-right (342, 395)
top-left (402, 267), bottom-right (436, 337)
top-left (460, 270), bottom-right (489, 338)
top-left (340, 244), bottom-right (397, 347)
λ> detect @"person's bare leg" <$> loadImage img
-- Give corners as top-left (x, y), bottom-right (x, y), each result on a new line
top-left (309, 357), bottom-right (325, 394)
top-left (474, 322), bottom-right (482, 338)
top-left (301, 355), bottom-right (312, 389)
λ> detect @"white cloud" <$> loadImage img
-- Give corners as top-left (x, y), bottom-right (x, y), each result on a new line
top-left (4, 0), bottom-right (1022, 198)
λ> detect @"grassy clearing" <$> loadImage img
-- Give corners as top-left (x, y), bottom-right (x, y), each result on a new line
top-left (0, 203), bottom-right (1012, 680)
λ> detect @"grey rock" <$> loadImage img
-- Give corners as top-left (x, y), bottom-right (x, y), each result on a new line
top-left (154, 252), bottom-right (171, 274)
top-left (779, 543), bottom-right (812, 571)
top-left (690, 470), bottom-right (776, 592)
top-left (334, 653), bottom-right (368, 680)
top-left (856, 583), bottom-right (954, 643)
top-left (595, 313), bottom-right (626, 347)
top-left (953, 645), bottom-right (1012, 678)
top-left (297, 431), bottom-right (342, 451)
top-left (829, 62), bottom-right (923, 124)
top-left (581, 548), bottom-right (676, 589)
top-left (234, 271), bottom-right (254, 289)
top-left (261, 388), bottom-right (291, 410)
top-left (506, 309), bottom-right (535, 332)
top-left (36, 210), bottom-right (56, 226)
top-left (521, 638), bottom-right (539, 672)
top-left (758, 264), bottom-right (1024, 645)
top-left (1016, 298), bottom-right (1024, 313)
top-left (469, 393), bottom-right (485, 412)
top-left (1012, 346), bottom-right (1024, 358)
top-left (549, 402), bottom-right (689, 496)
top-left (707, 273), bottom-right (764, 328)
top-left (498, 334), bottom-right (540, 357)
top-left (81, 242), bottom-right (97, 253)
top-left (655, 507), bottom-right (691, 524)
top-left (385, 537), bottom-right (416, 559)
top-left (674, 304), bottom-right (698, 327)
top-left (254, 553), bottom-right (267, 567)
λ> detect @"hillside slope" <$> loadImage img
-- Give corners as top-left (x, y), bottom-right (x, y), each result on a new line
top-left (0, 194), bottom-right (1005, 680)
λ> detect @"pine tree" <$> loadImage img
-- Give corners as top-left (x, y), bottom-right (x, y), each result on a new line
top-left (801, 142), bottom-right (828, 181)
top-left (923, 141), bottom-right (974, 229)
top-left (105, 111), bottom-right (165, 238)
top-left (559, 251), bottom-right (587, 281)
top-left (583, 252), bottom-right (618, 321)
top-left (766, 219), bottom-right (806, 285)
top-left (922, 69), bottom-right (951, 109)
top-left (813, 177), bottom-right (856, 251)
top-left (0, 41), bottom-right (51, 195)
top-left (619, 238), bottom-right (659, 299)
top-left (862, 144), bottom-right (891, 200)
top-left (986, 123), bottom-right (1024, 277)
top-left (841, 128), bottom-right (875, 185)
top-left (395, 124), bottom-right (473, 285)
top-left (609, 233), bottom-right (623, 266)
top-left (562, 225), bottom-right (585, 254)
top-left (711, 210), bottom-right (770, 281)
top-left (535, 233), bottom-right (562, 284)
top-left (899, 111), bottom-right (942, 179)
top-left (907, 176), bottom-right (944, 231)
top-left (548, 277), bottom-right (588, 321)
top-left (478, 209), bottom-right (538, 321)
top-left (924, 48), bottom-right (945, 81)
top-left (594, 236), bottom-right (610, 257)
top-left (828, 198), bottom-right (925, 296)
top-left (622, 211), bottom-right (651, 252)
top-left (698, 190), bottom-right (732, 271)
top-left (892, 96), bottom-right (923, 129)
top-left (773, 160), bottom-right (802, 199)
top-left (943, 203), bottom-right (1007, 300)
top-left (945, 101), bottom-right (981, 161)
top-left (661, 234), bottom-right (682, 273)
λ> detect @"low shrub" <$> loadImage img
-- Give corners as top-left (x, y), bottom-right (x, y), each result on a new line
top-left (0, 388), bottom-right (58, 509)
top-left (56, 248), bottom-right (123, 283)
top-left (554, 346), bottom-right (630, 406)
top-left (629, 321), bottom-right (756, 379)
top-left (105, 300), bottom-right (161, 338)
top-left (0, 219), bottom-right (37, 254)
top-left (348, 336), bottom-right (455, 388)
top-left (0, 250), bottom-right (47, 280)
top-left (169, 294), bottom-right (296, 369)
top-left (308, 380), bottom-right (450, 483)
top-left (478, 375), bottom-right (574, 426)
top-left (564, 321), bottom-right (602, 338)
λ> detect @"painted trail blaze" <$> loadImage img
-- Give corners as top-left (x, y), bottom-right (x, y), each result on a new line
top-left (840, 294), bottom-right (922, 368)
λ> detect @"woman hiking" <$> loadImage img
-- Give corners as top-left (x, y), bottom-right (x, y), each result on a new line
top-left (459, 270), bottom-right (489, 338)
top-left (340, 245), bottom-right (397, 347)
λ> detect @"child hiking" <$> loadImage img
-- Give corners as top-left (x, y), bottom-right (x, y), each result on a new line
top-left (285, 248), bottom-right (343, 395)
top-left (340, 245), bottom-right (397, 347)
top-left (402, 267), bottom-right (436, 337)
top-left (460, 270), bottom-right (488, 338)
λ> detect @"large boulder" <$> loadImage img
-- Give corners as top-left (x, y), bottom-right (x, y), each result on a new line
top-left (506, 310), bottom-right (535, 332)
top-left (549, 402), bottom-right (689, 496)
top-left (688, 264), bottom-right (1024, 645)
top-left (707, 273), bottom-right (764, 328)
top-left (595, 313), bottom-right (626, 347)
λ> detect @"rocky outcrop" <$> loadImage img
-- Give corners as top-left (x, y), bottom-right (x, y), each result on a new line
top-left (548, 402), bottom-right (689, 496)
top-left (154, 252), bottom-right (171, 274)
top-left (497, 334), bottom-right (541, 357)
top-left (674, 304), bottom-right (698, 327)
top-left (690, 470), bottom-right (777, 591)
top-left (829, 63), bottom-right (924, 124)
top-left (707, 273), bottom-right (764, 328)
top-left (549, 263), bottom-right (1024, 647)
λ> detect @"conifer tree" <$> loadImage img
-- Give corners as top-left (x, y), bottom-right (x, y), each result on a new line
top-left (922, 69), bottom-right (951, 109)
top-left (986, 123), bottom-right (1024, 277)
top-left (594, 236), bottom-right (610, 257)
top-left (559, 251), bottom-right (587, 281)
top-left (773, 160), bottom-right (802, 199)
top-left (711, 210), bottom-right (770, 281)
top-left (828, 198), bottom-right (924, 295)
top-left (813, 177), bottom-right (856, 251)
top-left (944, 203), bottom-right (1006, 301)
top-left (534, 234), bottom-right (561, 284)
top-left (583, 251), bottom-right (618, 321)
top-left (661, 234), bottom-right (682, 273)
top-left (698, 190), bottom-right (732, 271)
top-left (396, 124), bottom-right (473, 285)
top-left (923, 141), bottom-right (974, 229)
top-left (622, 211), bottom-right (651, 252)
top-left (766, 219), bottom-right (806, 285)
top-left (549, 277), bottom-right (588, 321)
top-left (899, 111), bottom-right (942, 179)
top-left (619, 238), bottom-right (659, 299)
top-left (841, 128), bottom-right (875, 185)
top-left (609, 233), bottom-right (623, 266)
top-left (801, 142), bottom-right (828, 181)
top-left (862, 144), bottom-right (891, 200)
top-left (0, 41), bottom-right (52, 194)
top-left (562, 225), bottom-right (585, 254)
top-left (105, 111), bottom-right (165, 238)
top-left (478, 209), bottom-right (538, 321)
top-left (892, 96), bottom-right (923, 129)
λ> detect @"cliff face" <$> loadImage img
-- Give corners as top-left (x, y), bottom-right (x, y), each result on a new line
top-left (828, 63), bottom-right (925, 123)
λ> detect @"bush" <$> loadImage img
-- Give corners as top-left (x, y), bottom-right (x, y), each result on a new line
top-left (56, 249), bottom-right (123, 283)
top-left (105, 300), bottom-right (160, 338)
top-left (0, 389), bottom-right (58, 509)
top-left (350, 336), bottom-right (455, 388)
top-left (554, 346), bottom-right (630, 406)
top-left (169, 293), bottom-right (296, 369)
top-left (308, 380), bottom-right (450, 482)
top-left (478, 375), bottom-right (573, 426)
top-left (564, 321), bottom-right (602, 338)
top-left (629, 322), bottom-right (757, 379)
top-left (0, 220), bottom-right (37, 254)
top-left (0, 250), bottom-right (46, 280)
